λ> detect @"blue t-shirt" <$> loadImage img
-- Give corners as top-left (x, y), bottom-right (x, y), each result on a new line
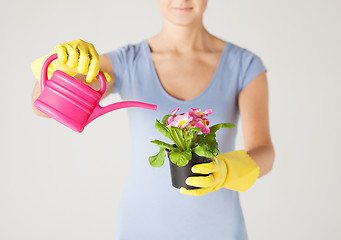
top-left (106, 39), bottom-right (267, 240)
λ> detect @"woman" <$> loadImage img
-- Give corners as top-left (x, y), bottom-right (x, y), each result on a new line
top-left (31, 0), bottom-right (275, 239)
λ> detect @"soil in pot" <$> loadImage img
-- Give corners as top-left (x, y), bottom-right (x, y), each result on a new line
top-left (166, 149), bottom-right (213, 190)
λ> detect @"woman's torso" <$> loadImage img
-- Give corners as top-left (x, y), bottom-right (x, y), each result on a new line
top-left (105, 38), bottom-right (266, 240)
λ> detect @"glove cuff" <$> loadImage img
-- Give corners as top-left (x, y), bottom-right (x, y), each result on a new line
top-left (217, 150), bottom-right (259, 192)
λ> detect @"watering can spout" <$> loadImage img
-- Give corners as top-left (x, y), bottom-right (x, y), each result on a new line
top-left (86, 101), bottom-right (157, 126)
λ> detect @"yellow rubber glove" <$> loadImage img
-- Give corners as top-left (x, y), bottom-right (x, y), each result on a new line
top-left (31, 39), bottom-right (111, 83)
top-left (180, 150), bottom-right (260, 196)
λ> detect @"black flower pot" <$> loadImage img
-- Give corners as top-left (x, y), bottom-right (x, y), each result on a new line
top-left (166, 149), bottom-right (213, 190)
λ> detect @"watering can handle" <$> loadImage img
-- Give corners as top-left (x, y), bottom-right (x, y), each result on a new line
top-left (41, 53), bottom-right (107, 96)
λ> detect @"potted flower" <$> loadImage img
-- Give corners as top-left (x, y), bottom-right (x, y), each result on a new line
top-left (149, 108), bottom-right (235, 190)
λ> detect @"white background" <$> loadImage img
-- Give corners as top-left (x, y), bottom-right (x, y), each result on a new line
top-left (1, 0), bottom-right (340, 239)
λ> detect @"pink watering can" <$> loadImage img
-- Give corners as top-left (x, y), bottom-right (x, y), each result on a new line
top-left (34, 54), bottom-right (157, 133)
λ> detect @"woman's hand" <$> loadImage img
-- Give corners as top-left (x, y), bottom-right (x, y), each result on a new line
top-left (180, 155), bottom-right (229, 196)
top-left (180, 150), bottom-right (260, 196)
top-left (55, 39), bottom-right (110, 83)
top-left (31, 39), bottom-right (111, 83)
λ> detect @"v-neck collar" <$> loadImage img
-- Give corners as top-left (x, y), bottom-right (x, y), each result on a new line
top-left (143, 39), bottom-right (230, 104)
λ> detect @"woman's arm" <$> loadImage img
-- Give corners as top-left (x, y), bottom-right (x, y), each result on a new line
top-left (31, 54), bottom-right (115, 117)
top-left (238, 71), bottom-right (275, 178)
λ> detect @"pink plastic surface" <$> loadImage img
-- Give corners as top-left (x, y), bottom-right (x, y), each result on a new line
top-left (34, 54), bottom-right (157, 132)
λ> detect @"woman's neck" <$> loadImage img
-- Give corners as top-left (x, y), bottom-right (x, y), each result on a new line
top-left (150, 20), bottom-right (214, 53)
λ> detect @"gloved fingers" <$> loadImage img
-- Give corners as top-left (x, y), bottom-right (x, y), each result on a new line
top-left (186, 175), bottom-right (214, 188)
top-left (65, 44), bottom-right (79, 69)
top-left (191, 161), bottom-right (218, 174)
top-left (55, 45), bottom-right (68, 64)
top-left (86, 43), bottom-right (100, 83)
top-left (180, 187), bottom-right (210, 196)
top-left (96, 69), bottom-right (112, 82)
top-left (102, 70), bottom-right (112, 82)
top-left (53, 39), bottom-right (101, 83)
top-left (77, 45), bottom-right (90, 74)
top-left (85, 44), bottom-right (98, 82)
top-left (88, 42), bottom-right (99, 60)
top-left (86, 43), bottom-right (99, 82)
top-left (87, 58), bottom-right (100, 83)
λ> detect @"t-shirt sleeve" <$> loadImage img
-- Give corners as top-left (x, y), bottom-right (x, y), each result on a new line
top-left (105, 45), bottom-right (132, 94)
top-left (238, 49), bottom-right (267, 94)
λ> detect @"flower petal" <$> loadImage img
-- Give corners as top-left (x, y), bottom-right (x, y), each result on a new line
top-left (194, 121), bottom-right (205, 128)
top-left (166, 115), bottom-right (174, 126)
top-left (202, 126), bottom-right (210, 134)
top-left (170, 113), bottom-right (193, 129)
top-left (203, 109), bottom-right (213, 115)
top-left (171, 108), bottom-right (180, 116)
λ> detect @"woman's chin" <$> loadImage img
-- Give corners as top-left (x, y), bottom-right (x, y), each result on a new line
top-left (167, 15), bottom-right (199, 27)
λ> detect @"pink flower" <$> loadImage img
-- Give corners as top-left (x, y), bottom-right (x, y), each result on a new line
top-left (171, 108), bottom-right (180, 116)
top-left (189, 108), bottom-right (213, 118)
top-left (203, 109), bottom-right (213, 115)
top-left (187, 117), bottom-right (200, 128)
top-left (166, 107), bottom-right (212, 133)
top-left (166, 116), bottom-right (173, 125)
top-left (204, 118), bottom-right (210, 126)
top-left (194, 119), bottom-right (210, 134)
top-left (167, 108), bottom-right (180, 125)
top-left (168, 112), bottom-right (193, 129)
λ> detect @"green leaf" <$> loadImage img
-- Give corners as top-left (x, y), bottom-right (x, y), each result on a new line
top-left (196, 132), bottom-right (216, 144)
top-left (150, 140), bottom-right (178, 151)
top-left (161, 114), bottom-right (172, 125)
top-left (155, 119), bottom-right (170, 139)
top-left (210, 145), bottom-right (220, 155)
top-left (205, 140), bottom-right (220, 155)
top-left (149, 148), bottom-right (166, 168)
top-left (169, 150), bottom-right (192, 167)
top-left (168, 126), bottom-right (186, 151)
top-left (194, 123), bottom-right (235, 156)
top-left (210, 123), bottom-right (235, 134)
top-left (196, 132), bottom-right (218, 151)
top-left (192, 144), bottom-right (217, 161)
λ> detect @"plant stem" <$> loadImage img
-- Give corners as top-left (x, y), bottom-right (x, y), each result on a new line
top-left (192, 132), bottom-right (198, 147)
top-left (169, 127), bottom-right (186, 151)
